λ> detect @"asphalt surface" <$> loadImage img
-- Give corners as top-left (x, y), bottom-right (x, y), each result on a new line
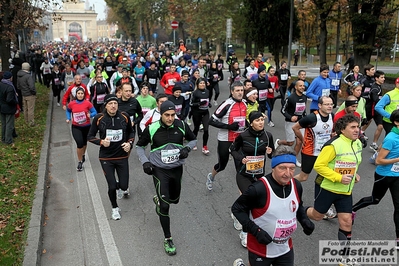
top-left (23, 67), bottom-right (398, 266)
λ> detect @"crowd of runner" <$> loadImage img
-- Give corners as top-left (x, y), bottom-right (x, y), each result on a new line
top-left (4, 39), bottom-right (399, 266)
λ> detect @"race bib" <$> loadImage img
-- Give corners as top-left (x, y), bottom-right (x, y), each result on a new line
top-left (391, 162), bottom-right (399, 173)
top-left (322, 88), bottom-right (330, 97)
top-left (168, 79), bottom-right (175, 86)
top-left (97, 94), bottom-right (106, 104)
top-left (245, 155), bottom-right (265, 175)
top-left (334, 160), bottom-right (357, 175)
top-left (149, 78), bottom-right (156, 84)
top-left (218, 63), bottom-right (223, 70)
top-left (165, 67), bottom-right (170, 72)
top-left (331, 79), bottom-right (340, 86)
top-left (234, 76), bottom-right (241, 81)
top-left (270, 82), bottom-right (275, 88)
top-left (280, 74), bottom-right (288, 81)
top-left (175, 104), bottom-right (182, 115)
top-left (161, 149), bottom-right (180, 164)
top-left (199, 98), bottom-right (209, 109)
top-left (213, 74), bottom-right (219, 82)
top-left (315, 133), bottom-right (330, 154)
top-left (136, 74), bottom-right (143, 80)
top-left (294, 102), bottom-right (306, 115)
top-left (54, 78), bottom-right (60, 85)
top-left (44, 68), bottom-right (50, 74)
top-left (106, 66), bottom-right (112, 72)
top-left (106, 129), bottom-right (123, 142)
top-left (273, 218), bottom-right (297, 244)
top-left (73, 111), bottom-right (87, 124)
top-left (259, 89), bottom-right (268, 101)
top-left (364, 87), bottom-right (371, 94)
top-left (142, 107), bottom-right (150, 115)
top-left (233, 116), bottom-right (246, 132)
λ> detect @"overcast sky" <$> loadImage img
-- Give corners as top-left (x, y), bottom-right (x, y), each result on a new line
top-left (90, 0), bottom-right (106, 20)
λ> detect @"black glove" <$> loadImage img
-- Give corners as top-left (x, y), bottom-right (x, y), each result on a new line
top-left (301, 219), bottom-right (315, 235)
top-left (143, 162), bottom-right (153, 175)
top-left (254, 227), bottom-right (273, 245)
top-left (361, 118), bottom-right (368, 126)
top-left (227, 122), bottom-right (240, 131)
top-left (359, 137), bottom-right (367, 148)
top-left (179, 146), bottom-right (190, 159)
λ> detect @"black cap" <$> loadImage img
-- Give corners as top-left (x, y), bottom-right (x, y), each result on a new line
top-left (160, 100), bottom-right (176, 115)
top-left (104, 94), bottom-right (118, 105)
top-left (258, 65), bottom-right (266, 74)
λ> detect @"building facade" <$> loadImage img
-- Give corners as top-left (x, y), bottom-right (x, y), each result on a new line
top-left (97, 20), bottom-right (118, 41)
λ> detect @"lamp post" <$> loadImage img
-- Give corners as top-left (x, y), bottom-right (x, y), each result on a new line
top-left (287, 0), bottom-right (294, 69)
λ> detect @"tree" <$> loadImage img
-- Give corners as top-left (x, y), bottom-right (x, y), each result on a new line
top-left (0, 0), bottom-right (61, 70)
top-left (296, 0), bottom-right (318, 55)
top-left (347, 0), bottom-right (397, 71)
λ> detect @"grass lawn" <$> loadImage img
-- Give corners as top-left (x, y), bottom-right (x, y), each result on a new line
top-left (0, 83), bottom-right (49, 265)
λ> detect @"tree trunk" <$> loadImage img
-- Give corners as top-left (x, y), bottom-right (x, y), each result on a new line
top-left (216, 42), bottom-right (222, 56)
top-left (145, 20), bottom-right (151, 42)
top-left (335, 6), bottom-right (341, 62)
top-left (245, 34), bottom-right (251, 55)
top-left (0, 38), bottom-right (11, 71)
top-left (319, 13), bottom-right (328, 64)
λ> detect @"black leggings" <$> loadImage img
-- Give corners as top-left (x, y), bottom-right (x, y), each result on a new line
top-left (383, 121), bottom-right (394, 136)
top-left (100, 158), bottom-right (129, 208)
top-left (249, 248), bottom-right (294, 266)
top-left (236, 172), bottom-right (257, 193)
top-left (353, 172), bottom-right (399, 238)
top-left (266, 98), bottom-right (275, 122)
top-left (192, 110), bottom-right (209, 147)
top-left (152, 166), bottom-right (183, 238)
top-left (213, 141), bottom-right (233, 173)
top-left (208, 83), bottom-right (220, 102)
top-left (71, 125), bottom-right (90, 148)
top-left (52, 85), bottom-right (62, 103)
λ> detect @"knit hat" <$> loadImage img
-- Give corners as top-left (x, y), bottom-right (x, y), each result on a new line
top-left (248, 111), bottom-right (264, 124)
top-left (75, 87), bottom-right (85, 95)
top-left (22, 62), bottom-right (31, 71)
top-left (104, 94), bottom-right (118, 105)
top-left (160, 100), bottom-right (176, 115)
top-left (172, 86), bottom-right (182, 93)
top-left (395, 77), bottom-right (399, 84)
top-left (257, 65), bottom-right (266, 74)
top-left (3, 71), bottom-right (12, 79)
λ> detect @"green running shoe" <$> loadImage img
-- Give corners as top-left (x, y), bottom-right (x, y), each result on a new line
top-left (164, 237), bottom-right (176, 256)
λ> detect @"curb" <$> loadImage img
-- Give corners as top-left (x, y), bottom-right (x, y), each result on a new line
top-left (22, 92), bottom-right (53, 266)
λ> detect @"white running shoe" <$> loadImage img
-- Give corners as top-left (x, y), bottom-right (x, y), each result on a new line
top-left (268, 121), bottom-right (275, 127)
top-left (117, 189), bottom-right (124, 200)
top-left (323, 206), bottom-right (337, 219)
top-left (123, 188), bottom-right (130, 197)
top-left (239, 231), bottom-right (247, 248)
top-left (233, 258), bottom-right (246, 266)
top-left (296, 160), bottom-right (302, 167)
top-left (213, 100), bottom-right (218, 106)
top-left (231, 213), bottom-right (242, 231)
top-left (57, 103), bottom-right (61, 107)
top-left (111, 207), bottom-right (121, 220)
top-left (370, 142), bottom-right (378, 151)
top-left (274, 138), bottom-right (280, 149)
top-left (200, 124), bottom-right (204, 131)
top-left (206, 173), bottom-right (214, 191)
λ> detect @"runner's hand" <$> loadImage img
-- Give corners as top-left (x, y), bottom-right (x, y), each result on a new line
top-left (255, 228), bottom-right (273, 245)
top-left (179, 147), bottom-right (190, 159)
top-left (143, 162), bottom-right (153, 175)
top-left (227, 122), bottom-right (239, 131)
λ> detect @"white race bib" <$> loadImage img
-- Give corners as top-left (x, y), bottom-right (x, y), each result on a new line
top-left (331, 79), bottom-right (340, 86)
top-left (322, 88), bottom-right (330, 97)
top-left (97, 94), bottom-right (106, 104)
top-left (391, 162), bottom-right (399, 173)
top-left (273, 218), bottom-right (297, 244)
top-left (168, 79), bottom-right (175, 86)
top-left (149, 78), bottom-right (156, 84)
top-left (106, 66), bottom-right (112, 72)
top-left (259, 89), bottom-right (268, 101)
top-left (294, 102), bottom-right (306, 115)
top-left (106, 129), bottom-right (123, 142)
top-left (73, 111), bottom-right (87, 124)
top-left (233, 116), bottom-right (246, 132)
top-left (161, 149), bottom-right (180, 164)
top-left (280, 74), bottom-right (288, 81)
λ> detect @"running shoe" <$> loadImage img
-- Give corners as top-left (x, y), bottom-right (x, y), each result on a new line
top-left (200, 124), bottom-right (204, 131)
top-left (274, 138), bottom-right (280, 149)
top-left (213, 100), bottom-right (218, 106)
top-left (296, 160), bottom-right (302, 168)
top-left (57, 103), bottom-right (61, 107)
top-left (192, 146), bottom-right (198, 151)
top-left (323, 207), bottom-right (337, 219)
top-left (233, 258), bottom-right (246, 266)
top-left (202, 146), bottom-right (210, 155)
top-left (362, 132), bottom-right (368, 140)
top-left (76, 161), bottom-right (83, 171)
top-left (123, 188), bottom-right (130, 197)
top-left (206, 173), bottom-right (214, 191)
top-left (369, 142), bottom-right (378, 151)
top-left (153, 195), bottom-right (160, 214)
top-left (369, 151), bottom-right (378, 164)
top-left (231, 213), bottom-right (242, 231)
top-left (239, 231), bottom-right (247, 248)
top-left (268, 121), bottom-right (275, 127)
top-left (164, 237), bottom-right (176, 256)
top-left (111, 207), bottom-right (121, 220)
top-left (117, 189), bottom-right (124, 200)
top-left (82, 154), bottom-right (86, 163)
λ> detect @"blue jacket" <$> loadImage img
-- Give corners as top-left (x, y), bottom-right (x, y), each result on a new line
top-left (306, 76), bottom-right (331, 110)
top-left (329, 70), bottom-right (342, 91)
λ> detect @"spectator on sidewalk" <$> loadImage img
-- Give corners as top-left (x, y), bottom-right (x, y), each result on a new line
top-left (0, 71), bottom-right (18, 145)
top-left (17, 62), bottom-right (36, 127)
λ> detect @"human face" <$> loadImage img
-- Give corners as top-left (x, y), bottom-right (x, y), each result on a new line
top-left (375, 75), bottom-right (385, 84)
top-left (231, 86), bottom-right (244, 101)
top-left (298, 71), bottom-right (306, 80)
top-left (173, 90), bottom-right (181, 97)
top-left (247, 92), bottom-right (258, 102)
top-left (272, 163), bottom-right (296, 185)
top-left (346, 104), bottom-right (358, 113)
top-left (353, 66), bottom-right (359, 73)
top-left (257, 54), bottom-right (263, 62)
top-left (259, 70), bottom-right (266, 78)
top-left (233, 62), bottom-right (239, 69)
top-left (341, 121), bottom-right (360, 141)
top-left (281, 63), bottom-right (287, 69)
top-left (96, 75), bottom-right (103, 82)
top-left (105, 100), bottom-right (118, 116)
top-left (366, 67), bottom-right (375, 77)
top-left (250, 60), bottom-right (255, 67)
top-left (193, 71), bottom-right (200, 79)
top-left (197, 81), bottom-right (206, 90)
top-left (268, 68), bottom-right (275, 76)
top-left (181, 74), bottom-right (189, 82)
top-left (352, 86), bottom-right (362, 98)
top-left (141, 86), bottom-right (149, 96)
top-left (320, 70), bottom-right (329, 78)
top-left (161, 110), bottom-right (176, 126)
top-left (295, 80), bottom-right (305, 94)
top-left (250, 116), bottom-right (265, 131)
top-left (74, 75), bottom-right (82, 84)
top-left (76, 90), bottom-right (85, 101)
top-left (170, 65), bottom-right (176, 73)
top-left (334, 63), bottom-right (341, 72)
top-left (122, 85), bottom-right (132, 100)
top-left (245, 82), bottom-right (252, 90)
top-left (156, 97), bottom-right (168, 109)
top-left (318, 97), bottom-right (333, 115)
top-left (122, 71), bottom-right (129, 78)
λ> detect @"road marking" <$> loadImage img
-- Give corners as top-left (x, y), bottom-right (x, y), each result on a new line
top-left (84, 154), bottom-right (123, 266)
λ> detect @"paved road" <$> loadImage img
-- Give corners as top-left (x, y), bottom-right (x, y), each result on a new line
top-left (40, 76), bottom-right (397, 266)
